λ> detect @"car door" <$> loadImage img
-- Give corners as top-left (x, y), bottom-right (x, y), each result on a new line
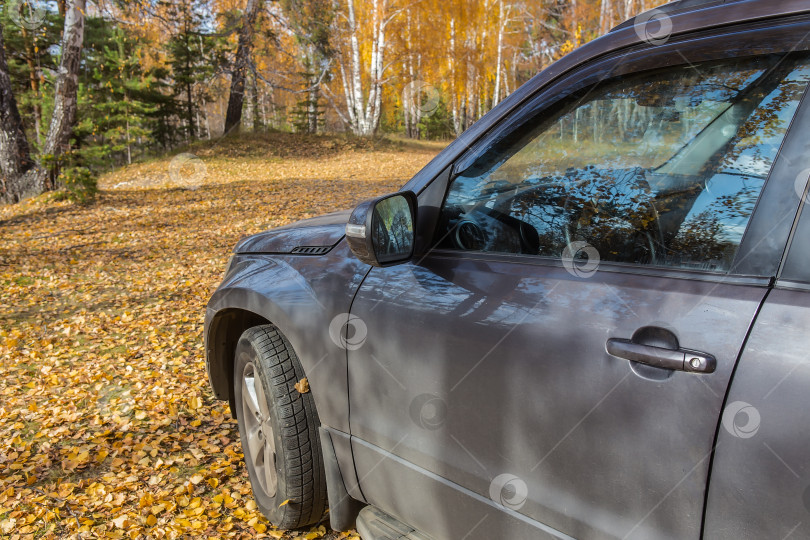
top-left (703, 108), bottom-right (810, 539)
top-left (347, 22), bottom-right (810, 540)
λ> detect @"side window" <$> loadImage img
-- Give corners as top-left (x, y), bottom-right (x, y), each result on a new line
top-left (436, 54), bottom-right (810, 273)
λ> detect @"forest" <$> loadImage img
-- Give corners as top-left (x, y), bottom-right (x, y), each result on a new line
top-left (0, 0), bottom-right (657, 203)
top-left (7, 1), bottom-right (804, 538)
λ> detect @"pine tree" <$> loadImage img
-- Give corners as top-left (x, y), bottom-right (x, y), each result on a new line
top-left (290, 54), bottom-right (325, 133)
top-left (75, 24), bottom-right (157, 169)
top-left (163, 0), bottom-right (215, 142)
top-left (280, 0), bottom-right (333, 134)
top-left (224, 0), bottom-right (264, 134)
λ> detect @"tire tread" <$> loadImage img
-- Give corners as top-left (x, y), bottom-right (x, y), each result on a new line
top-left (235, 325), bottom-right (328, 529)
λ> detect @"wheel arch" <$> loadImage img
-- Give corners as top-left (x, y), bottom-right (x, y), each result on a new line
top-left (206, 247), bottom-right (364, 434)
top-left (206, 306), bottom-right (271, 418)
top-left (204, 278), bottom-right (337, 425)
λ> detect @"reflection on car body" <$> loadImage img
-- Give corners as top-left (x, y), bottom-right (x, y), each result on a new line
top-left (204, 2), bottom-right (810, 539)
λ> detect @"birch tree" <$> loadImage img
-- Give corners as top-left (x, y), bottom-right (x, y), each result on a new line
top-left (448, 17), bottom-right (461, 135)
top-left (38, 0), bottom-right (86, 190)
top-left (1, 0), bottom-right (86, 201)
top-left (402, 6), bottom-right (422, 138)
top-left (599, 0), bottom-right (615, 35)
top-left (281, 0), bottom-right (334, 133)
top-left (331, 0), bottom-right (395, 136)
top-left (0, 22), bottom-right (34, 202)
top-left (492, 0), bottom-right (514, 106)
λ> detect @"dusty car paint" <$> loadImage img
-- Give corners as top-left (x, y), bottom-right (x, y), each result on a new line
top-left (234, 210), bottom-right (351, 254)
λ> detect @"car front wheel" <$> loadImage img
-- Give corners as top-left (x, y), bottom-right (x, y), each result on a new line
top-left (233, 325), bottom-right (327, 529)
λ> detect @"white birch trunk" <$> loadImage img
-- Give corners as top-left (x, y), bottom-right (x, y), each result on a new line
top-left (0, 22), bottom-right (33, 202)
top-left (37, 0), bottom-right (86, 191)
top-left (600, 0), bottom-right (613, 35)
top-left (623, 0), bottom-right (635, 20)
top-left (492, 0), bottom-right (505, 106)
top-left (337, 58), bottom-right (356, 127)
top-left (405, 9), bottom-right (415, 137)
top-left (347, 0), bottom-right (365, 133)
top-left (339, 0), bottom-right (387, 136)
top-left (368, 0), bottom-right (386, 134)
top-left (363, 0), bottom-right (379, 132)
top-left (449, 18), bottom-right (461, 135)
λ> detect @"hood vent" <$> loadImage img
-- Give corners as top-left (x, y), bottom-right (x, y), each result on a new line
top-left (291, 246), bottom-right (333, 255)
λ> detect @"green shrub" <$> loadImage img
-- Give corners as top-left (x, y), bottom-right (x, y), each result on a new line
top-left (56, 167), bottom-right (98, 204)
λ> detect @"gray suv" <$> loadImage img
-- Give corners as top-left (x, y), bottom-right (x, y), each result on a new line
top-left (204, 1), bottom-right (810, 538)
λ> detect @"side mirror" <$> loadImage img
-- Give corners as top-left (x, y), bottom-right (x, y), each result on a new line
top-left (345, 192), bottom-right (417, 267)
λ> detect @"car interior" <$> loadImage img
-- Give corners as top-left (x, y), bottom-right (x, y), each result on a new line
top-left (436, 52), bottom-right (810, 273)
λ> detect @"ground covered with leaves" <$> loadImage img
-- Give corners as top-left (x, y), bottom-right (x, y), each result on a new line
top-left (0, 133), bottom-right (443, 539)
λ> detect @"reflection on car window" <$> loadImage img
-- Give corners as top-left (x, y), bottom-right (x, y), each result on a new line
top-left (437, 54), bottom-right (810, 273)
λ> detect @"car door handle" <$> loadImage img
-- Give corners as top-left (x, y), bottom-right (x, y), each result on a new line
top-left (606, 338), bottom-right (716, 374)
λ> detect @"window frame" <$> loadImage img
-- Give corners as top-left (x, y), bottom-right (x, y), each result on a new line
top-left (776, 93), bottom-right (810, 285)
top-left (419, 15), bottom-right (810, 281)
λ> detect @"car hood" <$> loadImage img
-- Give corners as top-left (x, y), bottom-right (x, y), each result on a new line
top-left (235, 210), bottom-right (350, 254)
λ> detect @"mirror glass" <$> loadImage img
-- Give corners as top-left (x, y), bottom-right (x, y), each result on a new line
top-left (371, 195), bottom-right (414, 263)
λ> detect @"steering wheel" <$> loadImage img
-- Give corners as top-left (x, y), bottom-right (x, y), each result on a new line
top-left (454, 219), bottom-right (488, 251)
top-left (560, 175), bottom-right (663, 265)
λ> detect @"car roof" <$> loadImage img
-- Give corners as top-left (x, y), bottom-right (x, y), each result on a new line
top-left (613, 0), bottom-right (726, 31)
top-left (535, 0), bottom-right (810, 102)
top-left (613, 0), bottom-right (810, 33)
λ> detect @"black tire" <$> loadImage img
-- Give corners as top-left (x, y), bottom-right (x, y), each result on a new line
top-left (233, 325), bottom-right (327, 529)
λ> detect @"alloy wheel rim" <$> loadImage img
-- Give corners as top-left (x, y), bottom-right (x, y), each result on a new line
top-left (241, 362), bottom-right (278, 497)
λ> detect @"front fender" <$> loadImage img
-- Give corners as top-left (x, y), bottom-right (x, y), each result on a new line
top-left (204, 240), bottom-right (370, 433)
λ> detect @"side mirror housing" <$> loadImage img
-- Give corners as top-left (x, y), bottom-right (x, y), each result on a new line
top-left (345, 192), bottom-right (417, 267)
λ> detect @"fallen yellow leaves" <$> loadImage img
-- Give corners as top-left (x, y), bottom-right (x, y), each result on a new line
top-left (97, 132), bottom-right (445, 192)
top-left (1, 518), bottom-right (17, 534)
top-left (294, 378), bottom-right (310, 394)
top-left (0, 134), bottom-right (440, 539)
